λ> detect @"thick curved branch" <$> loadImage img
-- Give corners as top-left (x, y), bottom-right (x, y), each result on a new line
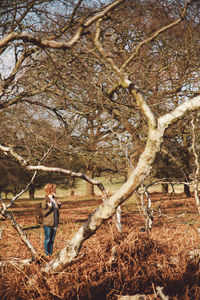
top-left (131, 88), bottom-right (157, 128)
top-left (0, 170), bottom-right (38, 259)
top-left (27, 165), bottom-right (107, 199)
top-left (0, 0), bottom-right (124, 50)
top-left (58, 0), bottom-right (83, 37)
top-left (191, 117), bottom-right (200, 214)
top-left (94, 18), bottom-right (131, 89)
top-left (0, 210), bottom-right (37, 260)
top-left (0, 145), bottom-right (108, 201)
top-left (42, 94), bottom-right (200, 272)
top-left (0, 145), bottom-right (27, 166)
top-left (121, 0), bottom-right (193, 70)
top-left (103, 0), bottom-right (193, 97)
top-left (0, 0), bottom-right (35, 56)
top-left (158, 95), bottom-right (200, 130)
top-left (1, 94), bottom-right (200, 272)
top-left (0, 93), bottom-right (25, 109)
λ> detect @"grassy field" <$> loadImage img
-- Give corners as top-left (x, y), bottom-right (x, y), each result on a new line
top-left (1, 175), bottom-right (126, 200)
top-left (1, 178), bottom-right (200, 299)
top-left (1, 175), bottom-right (190, 201)
top-left (1, 192), bottom-right (200, 299)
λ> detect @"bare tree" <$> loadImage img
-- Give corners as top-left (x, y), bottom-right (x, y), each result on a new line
top-left (0, 0), bottom-right (200, 273)
top-left (190, 115), bottom-right (200, 213)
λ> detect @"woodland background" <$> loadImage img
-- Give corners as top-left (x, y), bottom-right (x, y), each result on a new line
top-left (0, 0), bottom-right (200, 299)
top-left (1, 183), bottom-right (200, 299)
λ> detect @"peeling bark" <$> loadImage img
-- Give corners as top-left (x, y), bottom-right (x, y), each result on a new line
top-left (41, 95), bottom-right (200, 272)
top-left (191, 118), bottom-right (200, 214)
top-left (0, 210), bottom-right (37, 259)
top-left (0, 0), bottom-right (200, 273)
top-left (0, 172), bottom-right (38, 260)
top-left (0, 0), bottom-right (124, 50)
top-left (0, 96), bottom-right (199, 272)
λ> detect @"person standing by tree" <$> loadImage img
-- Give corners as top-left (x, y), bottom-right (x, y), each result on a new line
top-left (42, 183), bottom-right (61, 258)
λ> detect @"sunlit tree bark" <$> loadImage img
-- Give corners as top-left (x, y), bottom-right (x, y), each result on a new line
top-left (0, 0), bottom-right (200, 272)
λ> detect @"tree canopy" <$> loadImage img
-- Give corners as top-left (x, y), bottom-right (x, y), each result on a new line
top-left (0, 0), bottom-right (200, 271)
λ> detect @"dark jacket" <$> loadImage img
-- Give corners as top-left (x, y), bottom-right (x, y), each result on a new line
top-left (42, 195), bottom-right (61, 227)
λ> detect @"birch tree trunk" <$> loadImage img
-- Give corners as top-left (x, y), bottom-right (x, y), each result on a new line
top-left (70, 177), bottom-right (75, 197)
top-left (191, 118), bottom-right (200, 214)
top-left (0, 210), bottom-right (37, 260)
top-left (42, 95), bottom-right (200, 273)
top-left (85, 170), bottom-right (95, 197)
top-left (0, 96), bottom-right (199, 272)
top-left (0, 0), bottom-right (199, 273)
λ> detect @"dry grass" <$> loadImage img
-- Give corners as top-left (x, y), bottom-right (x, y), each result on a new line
top-left (1, 193), bottom-right (200, 299)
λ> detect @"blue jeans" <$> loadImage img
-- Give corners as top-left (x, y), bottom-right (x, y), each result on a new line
top-left (44, 226), bottom-right (57, 256)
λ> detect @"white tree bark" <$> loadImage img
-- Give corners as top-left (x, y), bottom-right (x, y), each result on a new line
top-left (112, 206), bottom-right (122, 233)
top-left (0, 0), bottom-right (199, 272)
top-left (0, 210), bottom-right (37, 259)
top-left (139, 187), bottom-right (153, 233)
top-left (41, 95), bottom-right (200, 272)
top-left (0, 95), bottom-right (200, 271)
top-left (0, 172), bottom-right (39, 260)
top-left (191, 118), bottom-right (200, 214)
top-left (0, 0), bottom-right (123, 50)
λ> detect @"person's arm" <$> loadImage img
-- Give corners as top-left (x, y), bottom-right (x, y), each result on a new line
top-left (57, 199), bottom-right (61, 208)
top-left (42, 196), bottom-right (53, 217)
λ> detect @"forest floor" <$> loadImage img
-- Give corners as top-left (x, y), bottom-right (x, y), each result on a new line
top-left (1, 192), bottom-right (200, 299)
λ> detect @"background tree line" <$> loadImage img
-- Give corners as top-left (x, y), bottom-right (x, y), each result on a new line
top-left (0, 0), bottom-right (200, 271)
top-left (0, 0), bottom-right (199, 198)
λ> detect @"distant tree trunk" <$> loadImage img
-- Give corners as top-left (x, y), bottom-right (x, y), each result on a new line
top-left (70, 177), bottom-right (75, 196)
top-left (162, 183), bottom-right (168, 194)
top-left (124, 173), bottom-right (127, 182)
top-left (191, 118), bottom-right (200, 214)
top-left (0, 210), bottom-right (37, 259)
top-left (112, 206), bottom-right (122, 233)
top-left (13, 187), bottom-right (17, 196)
top-left (29, 185), bottom-right (35, 198)
top-left (85, 170), bottom-right (95, 196)
top-left (184, 184), bottom-right (191, 197)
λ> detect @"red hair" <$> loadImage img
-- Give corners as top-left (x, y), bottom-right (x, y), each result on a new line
top-left (44, 183), bottom-right (56, 195)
